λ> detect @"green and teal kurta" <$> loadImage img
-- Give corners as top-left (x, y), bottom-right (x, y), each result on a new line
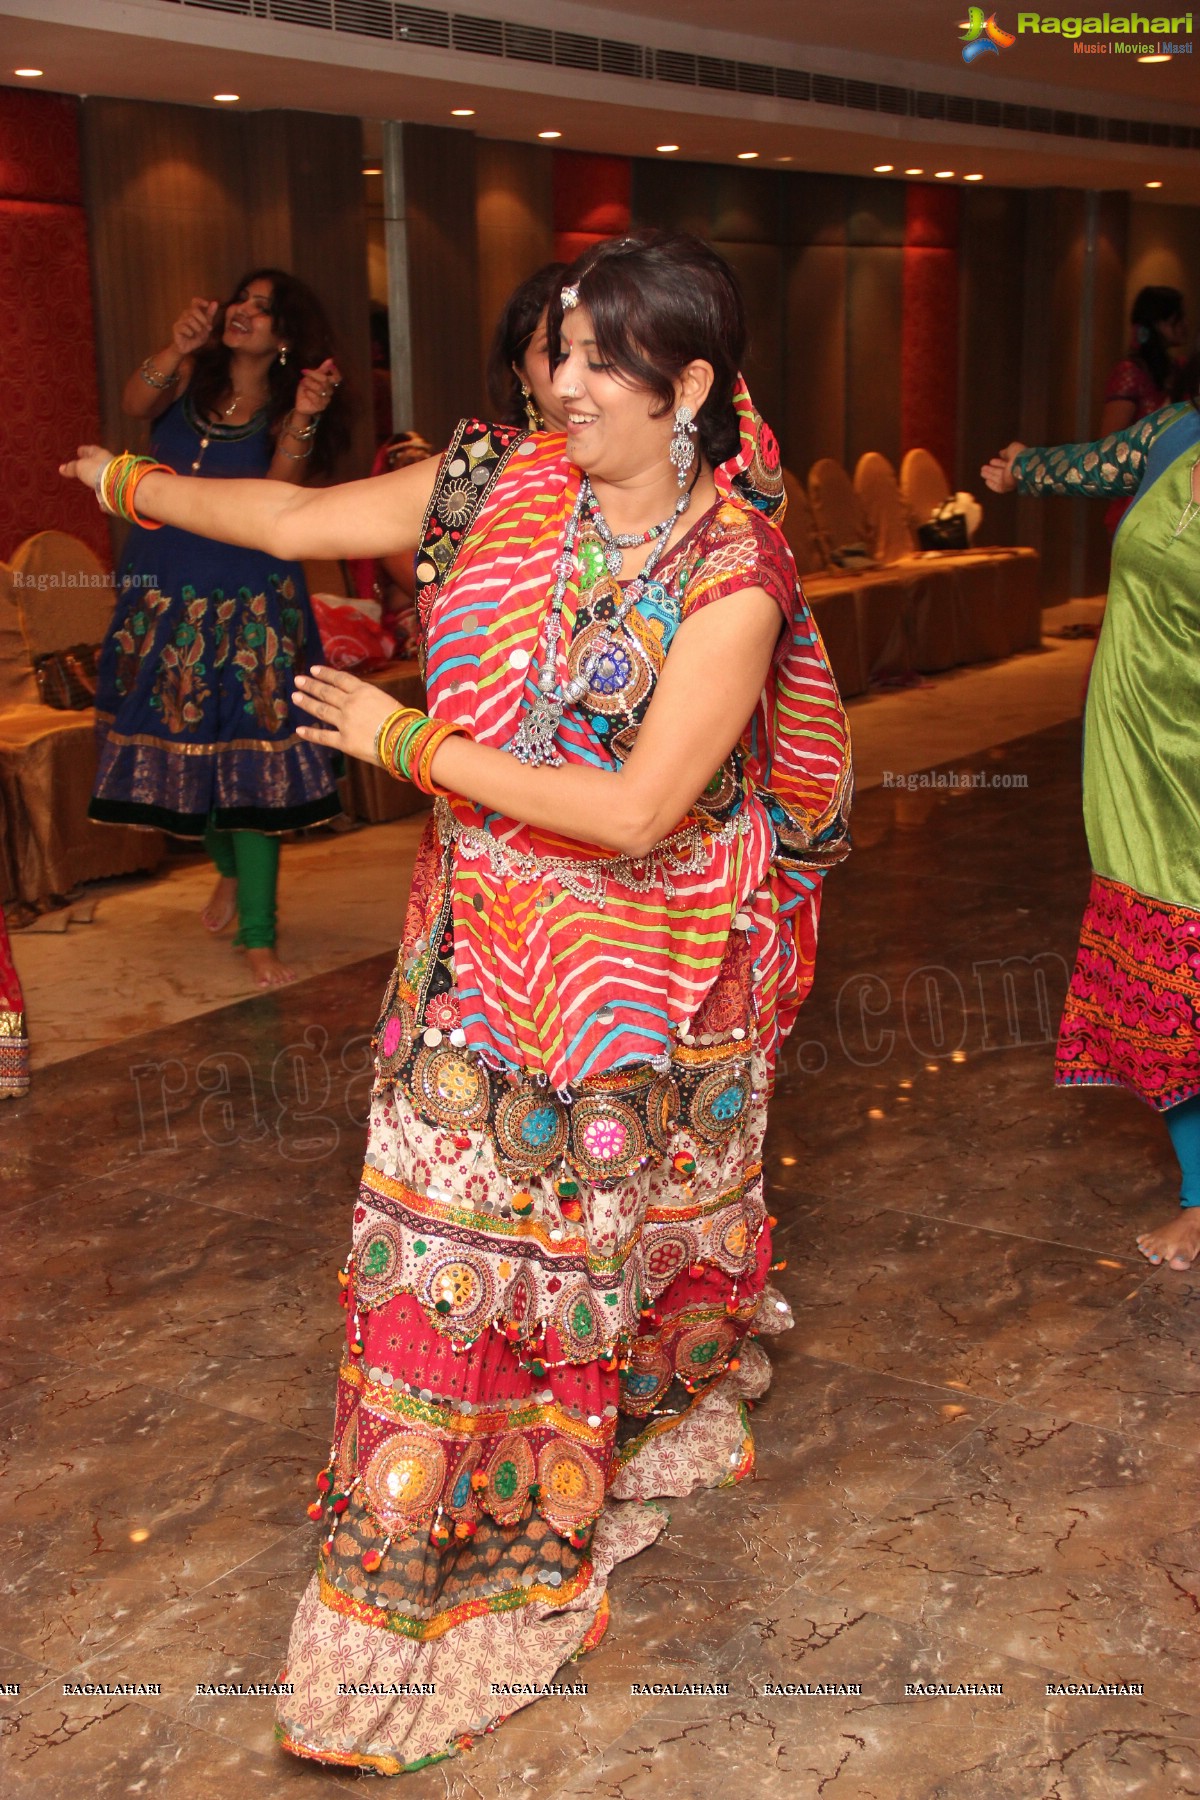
top-left (1014, 402), bottom-right (1200, 1108)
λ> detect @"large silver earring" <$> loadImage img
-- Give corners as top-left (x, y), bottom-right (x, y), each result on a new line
top-left (520, 383), bottom-right (543, 431)
top-left (670, 404), bottom-right (697, 489)
top-left (278, 345), bottom-right (288, 366)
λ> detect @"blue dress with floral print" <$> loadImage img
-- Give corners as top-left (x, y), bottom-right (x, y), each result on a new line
top-left (90, 395), bottom-right (340, 837)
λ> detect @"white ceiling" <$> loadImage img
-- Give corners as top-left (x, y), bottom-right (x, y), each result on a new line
top-left (1, 0), bottom-right (1196, 201)
top-left (595, 0), bottom-right (1200, 107)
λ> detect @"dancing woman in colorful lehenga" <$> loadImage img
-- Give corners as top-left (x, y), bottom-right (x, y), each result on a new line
top-left (984, 378), bottom-right (1200, 1270)
top-left (63, 231), bottom-right (851, 1771)
top-left (0, 910), bottom-right (30, 1098)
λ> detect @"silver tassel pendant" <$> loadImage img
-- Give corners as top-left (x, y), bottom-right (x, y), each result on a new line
top-left (510, 690), bottom-right (567, 766)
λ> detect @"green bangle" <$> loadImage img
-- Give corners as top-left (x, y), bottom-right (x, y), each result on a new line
top-left (393, 717), bottom-right (427, 781)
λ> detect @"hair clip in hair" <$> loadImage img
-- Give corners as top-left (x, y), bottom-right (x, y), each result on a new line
top-left (561, 285), bottom-right (580, 310)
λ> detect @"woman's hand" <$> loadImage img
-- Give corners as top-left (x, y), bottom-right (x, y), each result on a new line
top-left (293, 358), bottom-right (342, 419)
top-left (172, 298), bottom-right (218, 358)
top-left (294, 666), bottom-right (397, 765)
top-left (59, 445), bottom-right (116, 490)
top-left (981, 442), bottom-right (1026, 493)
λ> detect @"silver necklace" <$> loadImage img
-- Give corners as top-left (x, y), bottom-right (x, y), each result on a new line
top-left (584, 479), bottom-right (692, 575)
top-left (1171, 460), bottom-right (1200, 539)
top-left (509, 476), bottom-right (691, 767)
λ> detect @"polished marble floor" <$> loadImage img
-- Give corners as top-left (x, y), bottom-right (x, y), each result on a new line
top-left (3, 696), bottom-right (1198, 1798)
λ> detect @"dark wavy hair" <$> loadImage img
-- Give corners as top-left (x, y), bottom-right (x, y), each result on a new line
top-left (485, 262), bottom-right (567, 425)
top-left (189, 267), bottom-right (351, 478)
top-left (1129, 285), bottom-right (1184, 395)
top-left (547, 232), bottom-right (746, 467)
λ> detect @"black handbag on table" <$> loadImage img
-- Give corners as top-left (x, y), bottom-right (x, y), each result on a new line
top-left (917, 501), bottom-right (969, 552)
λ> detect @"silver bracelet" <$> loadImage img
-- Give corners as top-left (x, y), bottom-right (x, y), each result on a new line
top-left (139, 357), bottom-right (178, 391)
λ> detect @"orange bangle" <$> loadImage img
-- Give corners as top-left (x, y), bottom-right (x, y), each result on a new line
top-left (414, 720), bottom-right (465, 797)
top-left (126, 460), bottom-right (174, 530)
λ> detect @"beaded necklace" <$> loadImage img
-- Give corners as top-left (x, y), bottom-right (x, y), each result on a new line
top-left (584, 477), bottom-right (692, 576)
top-left (509, 475), bottom-right (691, 767)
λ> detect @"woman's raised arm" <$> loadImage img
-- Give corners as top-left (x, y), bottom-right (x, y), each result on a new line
top-left (60, 447), bottom-right (441, 562)
top-left (981, 406), bottom-right (1183, 500)
top-left (295, 584), bottom-right (784, 860)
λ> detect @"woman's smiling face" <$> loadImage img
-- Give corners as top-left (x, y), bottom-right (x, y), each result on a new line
top-left (552, 304), bottom-right (673, 482)
top-left (222, 279), bottom-right (282, 356)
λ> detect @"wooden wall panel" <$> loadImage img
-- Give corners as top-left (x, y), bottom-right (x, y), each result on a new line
top-left (715, 241), bottom-right (783, 439)
top-left (847, 246), bottom-right (903, 472)
top-left (81, 99), bottom-right (372, 475)
top-left (81, 99), bottom-right (255, 457)
top-left (846, 179), bottom-right (906, 248)
top-left (710, 167), bottom-right (780, 245)
top-left (630, 158), bottom-right (712, 238)
top-left (1124, 199), bottom-right (1200, 332)
top-left (957, 187), bottom-right (1026, 546)
top-left (782, 173), bottom-right (848, 247)
top-left (783, 244), bottom-right (846, 474)
top-left (402, 124), bottom-right (479, 449)
top-left (476, 139), bottom-right (554, 368)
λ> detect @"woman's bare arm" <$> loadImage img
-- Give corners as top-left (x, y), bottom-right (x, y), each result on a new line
top-left (61, 446), bottom-right (441, 562)
top-left (121, 350), bottom-right (194, 422)
top-left (295, 585), bottom-right (784, 858)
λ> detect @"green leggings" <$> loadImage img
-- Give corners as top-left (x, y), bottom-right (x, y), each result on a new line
top-left (203, 822), bottom-right (279, 951)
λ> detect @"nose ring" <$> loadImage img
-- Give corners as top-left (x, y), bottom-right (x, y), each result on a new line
top-left (563, 384), bottom-right (579, 398)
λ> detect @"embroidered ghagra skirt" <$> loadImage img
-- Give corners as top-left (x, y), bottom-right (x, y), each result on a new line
top-left (1055, 873), bottom-right (1200, 1111)
top-left (275, 1052), bottom-right (789, 1773)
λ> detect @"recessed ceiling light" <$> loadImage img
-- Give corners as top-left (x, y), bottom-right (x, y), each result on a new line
top-left (451, 108), bottom-right (475, 116)
top-left (776, 155), bottom-right (794, 163)
top-left (737, 151), bottom-right (759, 161)
top-left (656, 143), bottom-right (679, 153)
top-left (1145, 179), bottom-right (1164, 188)
top-left (1139, 51), bottom-right (1173, 61)
top-left (213, 93), bottom-right (240, 103)
top-left (905, 167), bottom-right (924, 175)
top-left (362, 165), bottom-right (382, 176)
top-left (963, 172), bottom-right (984, 181)
top-left (538, 130), bottom-right (562, 140)
top-left (873, 163), bottom-right (894, 173)
top-left (934, 169), bottom-right (955, 179)
top-left (14, 68), bottom-right (43, 78)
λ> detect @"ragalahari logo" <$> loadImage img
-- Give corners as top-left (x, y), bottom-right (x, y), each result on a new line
top-left (960, 7), bottom-right (1017, 58)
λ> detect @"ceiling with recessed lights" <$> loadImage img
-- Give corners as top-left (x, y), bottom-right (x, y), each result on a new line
top-left (1, 0), bottom-right (1196, 200)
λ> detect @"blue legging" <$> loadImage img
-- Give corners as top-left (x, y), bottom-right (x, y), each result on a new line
top-left (1166, 1093), bottom-right (1200, 1208)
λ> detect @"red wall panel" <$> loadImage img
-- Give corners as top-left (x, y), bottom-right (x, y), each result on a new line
top-left (901, 185), bottom-right (960, 482)
top-left (0, 91), bottom-right (105, 563)
top-left (552, 151), bottom-right (631, 239)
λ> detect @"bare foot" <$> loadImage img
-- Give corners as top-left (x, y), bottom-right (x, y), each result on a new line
top-left (1136, 1210), bottom-right (1200, 1271)
top-left (201, 875), bottom-right (237, 934)
top-left (244, 947), bottom-right (296, 990)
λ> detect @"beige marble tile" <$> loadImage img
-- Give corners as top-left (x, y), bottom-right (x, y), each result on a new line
top-left (0, 1687), bottom-right (362, 1799)
top-left (16, 814), bottom-right (427, 1074)
top-left (779, 1206), bottom-right (1139, 1401)
top-left (804, 1405), bottom-right (1200, 1689)
top-left (1019, 1275), bottom-right (1200, 1451)
top-left (1, 1368), bottom-right (314, 1668)
top-left (847, 636), bottom-right (1090, 791)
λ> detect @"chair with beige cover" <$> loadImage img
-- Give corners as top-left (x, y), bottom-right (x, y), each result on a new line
top-left (0, 533), bottom-right (161, 906)
top-left (899, 447), bottom-right (953, 529)
top-left (778, 470), bottom-right (865, 699)
top-left (853, 452), bottom-right (960, 672)
top-left (807, 458), bottom-right (925, 685)
top-left (899, 448), bottom-right (1042, 660)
